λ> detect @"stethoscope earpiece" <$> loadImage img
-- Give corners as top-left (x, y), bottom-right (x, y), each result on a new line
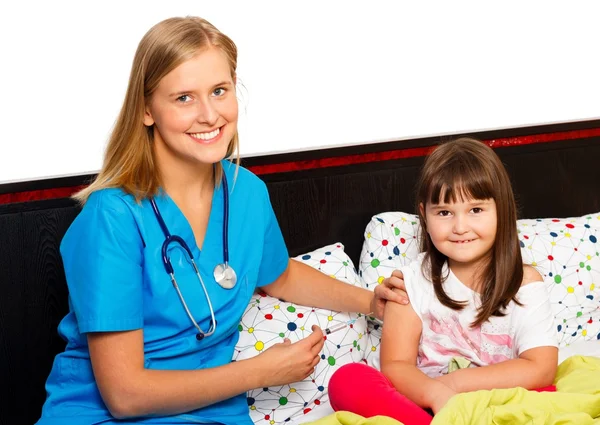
top-left (150, 170), bottom-right (236, 342)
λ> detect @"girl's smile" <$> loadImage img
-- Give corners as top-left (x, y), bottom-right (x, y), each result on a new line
top-left (424, 197), bottom-right (498, 276)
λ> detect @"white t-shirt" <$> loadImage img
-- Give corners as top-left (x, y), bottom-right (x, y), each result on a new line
top-left (400, 255), bottom-right (558, 377)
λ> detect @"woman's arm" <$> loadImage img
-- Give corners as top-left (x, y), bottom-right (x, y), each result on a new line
top-left (380, 293), bottom-right (455, 413)
top-left (261, 259), bottom-right (408, 320)
top-left (88, 325), bottom-right (324, 419)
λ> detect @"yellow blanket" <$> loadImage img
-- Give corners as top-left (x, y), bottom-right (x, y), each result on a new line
top-left (305, 355), bottom-right (600, 425)
top-left (303, 411), bottom-right (403, 425)
top-left (433, 355), bottom-right (600, 425)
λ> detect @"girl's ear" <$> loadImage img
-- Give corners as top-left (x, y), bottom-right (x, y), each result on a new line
top-left (143, 105), bottom-right (155, 127)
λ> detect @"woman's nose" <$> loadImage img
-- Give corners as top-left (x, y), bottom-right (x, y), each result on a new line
top-left (195, 99), bottom-right (218, 125)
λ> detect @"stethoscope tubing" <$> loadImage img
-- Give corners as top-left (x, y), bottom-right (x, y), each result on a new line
top-left (150, 173), bottom-right (230, 275)
top-left (149, 170), bottom-right (231, 340)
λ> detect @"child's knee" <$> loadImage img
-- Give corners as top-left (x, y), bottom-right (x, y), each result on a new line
top-left (329, 363), bottom-right (368, 409)
top-left (329, 363), bottom-right (359, 393)
top-left (329, 363), bottom-right (378, 410)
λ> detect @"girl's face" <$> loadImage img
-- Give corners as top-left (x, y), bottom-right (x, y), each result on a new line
top-left (144, 47), bottom-right (238, 169)
top-left (423, 197), bottom-right (498, 270)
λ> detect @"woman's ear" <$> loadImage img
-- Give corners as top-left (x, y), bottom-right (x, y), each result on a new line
top-left (143, 105), bottom-right (155, 127)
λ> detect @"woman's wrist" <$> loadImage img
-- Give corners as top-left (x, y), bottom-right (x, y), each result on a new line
top-left (240, 357), bottom-right (269, 389)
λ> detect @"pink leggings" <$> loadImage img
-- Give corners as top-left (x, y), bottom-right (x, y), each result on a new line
top-left (328, 363), bottom-right (556, 425)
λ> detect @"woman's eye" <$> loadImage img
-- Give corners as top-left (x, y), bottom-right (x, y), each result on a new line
top-left (176, 94), bottom-right (192, 103)
top-left (213, 87), bottom-right (226, 96)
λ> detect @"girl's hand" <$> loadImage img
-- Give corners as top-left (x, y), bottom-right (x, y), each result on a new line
top-left (371, 270), bottom-right (409, 320)
top-left (252, 325), bottom-right (325, 387)
top-left (429, 383), bottom-right (457, 415)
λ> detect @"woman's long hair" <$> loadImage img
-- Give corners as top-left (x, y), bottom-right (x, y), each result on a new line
top-left (416, 137), bottom-right (523, 327)
top-left (75, 17), bottom-right (240, 203)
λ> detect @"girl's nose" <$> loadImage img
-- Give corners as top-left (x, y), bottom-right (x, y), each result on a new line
top-left (452, 216), bottom-right (468, 234)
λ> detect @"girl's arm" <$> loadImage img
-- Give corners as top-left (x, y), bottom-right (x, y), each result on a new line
top-left (88, 325), bottom-right (325, 419)
top-left (380, 291), bottom-right (456, 413)
top-left (261, 259), bottom-right (408, 320)
top-left (436, 346), bottom-right (558, 392)
top-left (437, 266), bottom-right (558, 392)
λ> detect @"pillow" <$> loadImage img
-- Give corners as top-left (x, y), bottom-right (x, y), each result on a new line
top-left (358, 212), bottom-right (421, 290)
top-left (362, 320), bottom-right (384, 370)
top-left (517, 214), bottom-right (600, 346)
top-left (234, 243), bottom-right (368, 424)
top-left (592, 212), bottom-right (600, 228)
top-left (359, 210), bottom-right (600, 355)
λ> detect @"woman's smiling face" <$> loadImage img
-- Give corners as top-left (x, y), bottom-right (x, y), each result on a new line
top-left (144, 47), bottom-right (238, 168)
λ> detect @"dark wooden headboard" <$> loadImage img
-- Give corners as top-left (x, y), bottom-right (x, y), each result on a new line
top-left (1, 119), bottom-right (599, 424)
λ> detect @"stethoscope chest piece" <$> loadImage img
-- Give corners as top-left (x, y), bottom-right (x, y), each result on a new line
top-left (214, 263), bottom-right (237, 289)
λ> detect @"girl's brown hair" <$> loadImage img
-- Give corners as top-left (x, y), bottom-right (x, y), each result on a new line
top-left (416, 137), bottom-right (523, 327)
top-left (75, 16), bottom-right (240, 203)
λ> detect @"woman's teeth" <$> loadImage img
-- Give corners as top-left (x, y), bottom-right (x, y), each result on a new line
top-left (190, 128), bottom-right (220, 140)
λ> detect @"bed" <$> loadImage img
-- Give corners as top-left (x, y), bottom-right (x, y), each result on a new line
top-left (0, 119), bottom-right (599, 425)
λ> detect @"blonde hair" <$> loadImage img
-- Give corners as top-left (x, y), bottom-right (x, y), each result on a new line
top-left (75, 16), bottom-right (240, 203)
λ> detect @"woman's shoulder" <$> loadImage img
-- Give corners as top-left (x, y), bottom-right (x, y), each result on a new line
top-left (85, 187), bottom-right (137, 210)
top-left (76, 188), bottom-right (142, 225)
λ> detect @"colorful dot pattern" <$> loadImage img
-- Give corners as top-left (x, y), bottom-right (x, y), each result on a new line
top-left (517, 215), bottom-right (600, 346)
top-left (362, 320), bottom-right (383, 370)
top-left (233, 243), bottom-right (367, 424)
top-left (359, 212), bottom-right (421, 290)
top-left (358, 211), bottom-right (600, 353)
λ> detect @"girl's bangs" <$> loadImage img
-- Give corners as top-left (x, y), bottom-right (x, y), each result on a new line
top-left (427, 162), bottom-right (495, 205)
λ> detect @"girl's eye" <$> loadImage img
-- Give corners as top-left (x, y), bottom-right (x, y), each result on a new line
top-left (471, 207), bottom-right (483, 213)
top-left (212, 87), bottom-right (225, 96)
top-left (176, 94), bottom-right (192, 103)
top-left (438, 210), bottom-right (451, 217)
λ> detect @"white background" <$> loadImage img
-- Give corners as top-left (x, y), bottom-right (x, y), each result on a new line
top-left (0, 1), bottom-right (598, 183)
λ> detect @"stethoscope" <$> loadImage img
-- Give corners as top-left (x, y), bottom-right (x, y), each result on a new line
top-left (149, 172), bottom-right (237, 341)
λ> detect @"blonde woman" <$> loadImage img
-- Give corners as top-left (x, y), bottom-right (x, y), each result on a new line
top-left (36, 16), bottom-right (407, 425)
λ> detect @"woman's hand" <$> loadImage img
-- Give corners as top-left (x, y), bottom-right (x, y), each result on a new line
top-left (370, 270), bottom-right (409, 320)
top-left (252, 325), bottom-right (325, 387)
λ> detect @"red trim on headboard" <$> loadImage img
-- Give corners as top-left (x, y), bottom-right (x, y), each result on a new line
top-left (1, 127), bottom-right (600, 205)
top-left (248, 127), bottom-right (600, 175)
top-left (0, 186), bottom-right (86, 206)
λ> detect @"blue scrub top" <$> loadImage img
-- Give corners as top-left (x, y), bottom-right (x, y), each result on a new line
top-left (37, 162), bottom-right (289, 425)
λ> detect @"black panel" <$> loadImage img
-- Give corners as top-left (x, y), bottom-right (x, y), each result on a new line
top-left (267, 136), bottom-right (600, 265)
top-left (0, 132), bottom-right (599, 425)
top-left (0, 207), bottom-right (78, 425)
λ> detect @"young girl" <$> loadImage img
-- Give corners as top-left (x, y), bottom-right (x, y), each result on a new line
top-left (328, 138), bottom-right (558, 424)
top-left (35, 16), bottom-right (408, 425)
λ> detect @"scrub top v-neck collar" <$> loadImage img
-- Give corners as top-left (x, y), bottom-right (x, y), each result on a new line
top-left (155, 180), bottom-right (224, 262)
